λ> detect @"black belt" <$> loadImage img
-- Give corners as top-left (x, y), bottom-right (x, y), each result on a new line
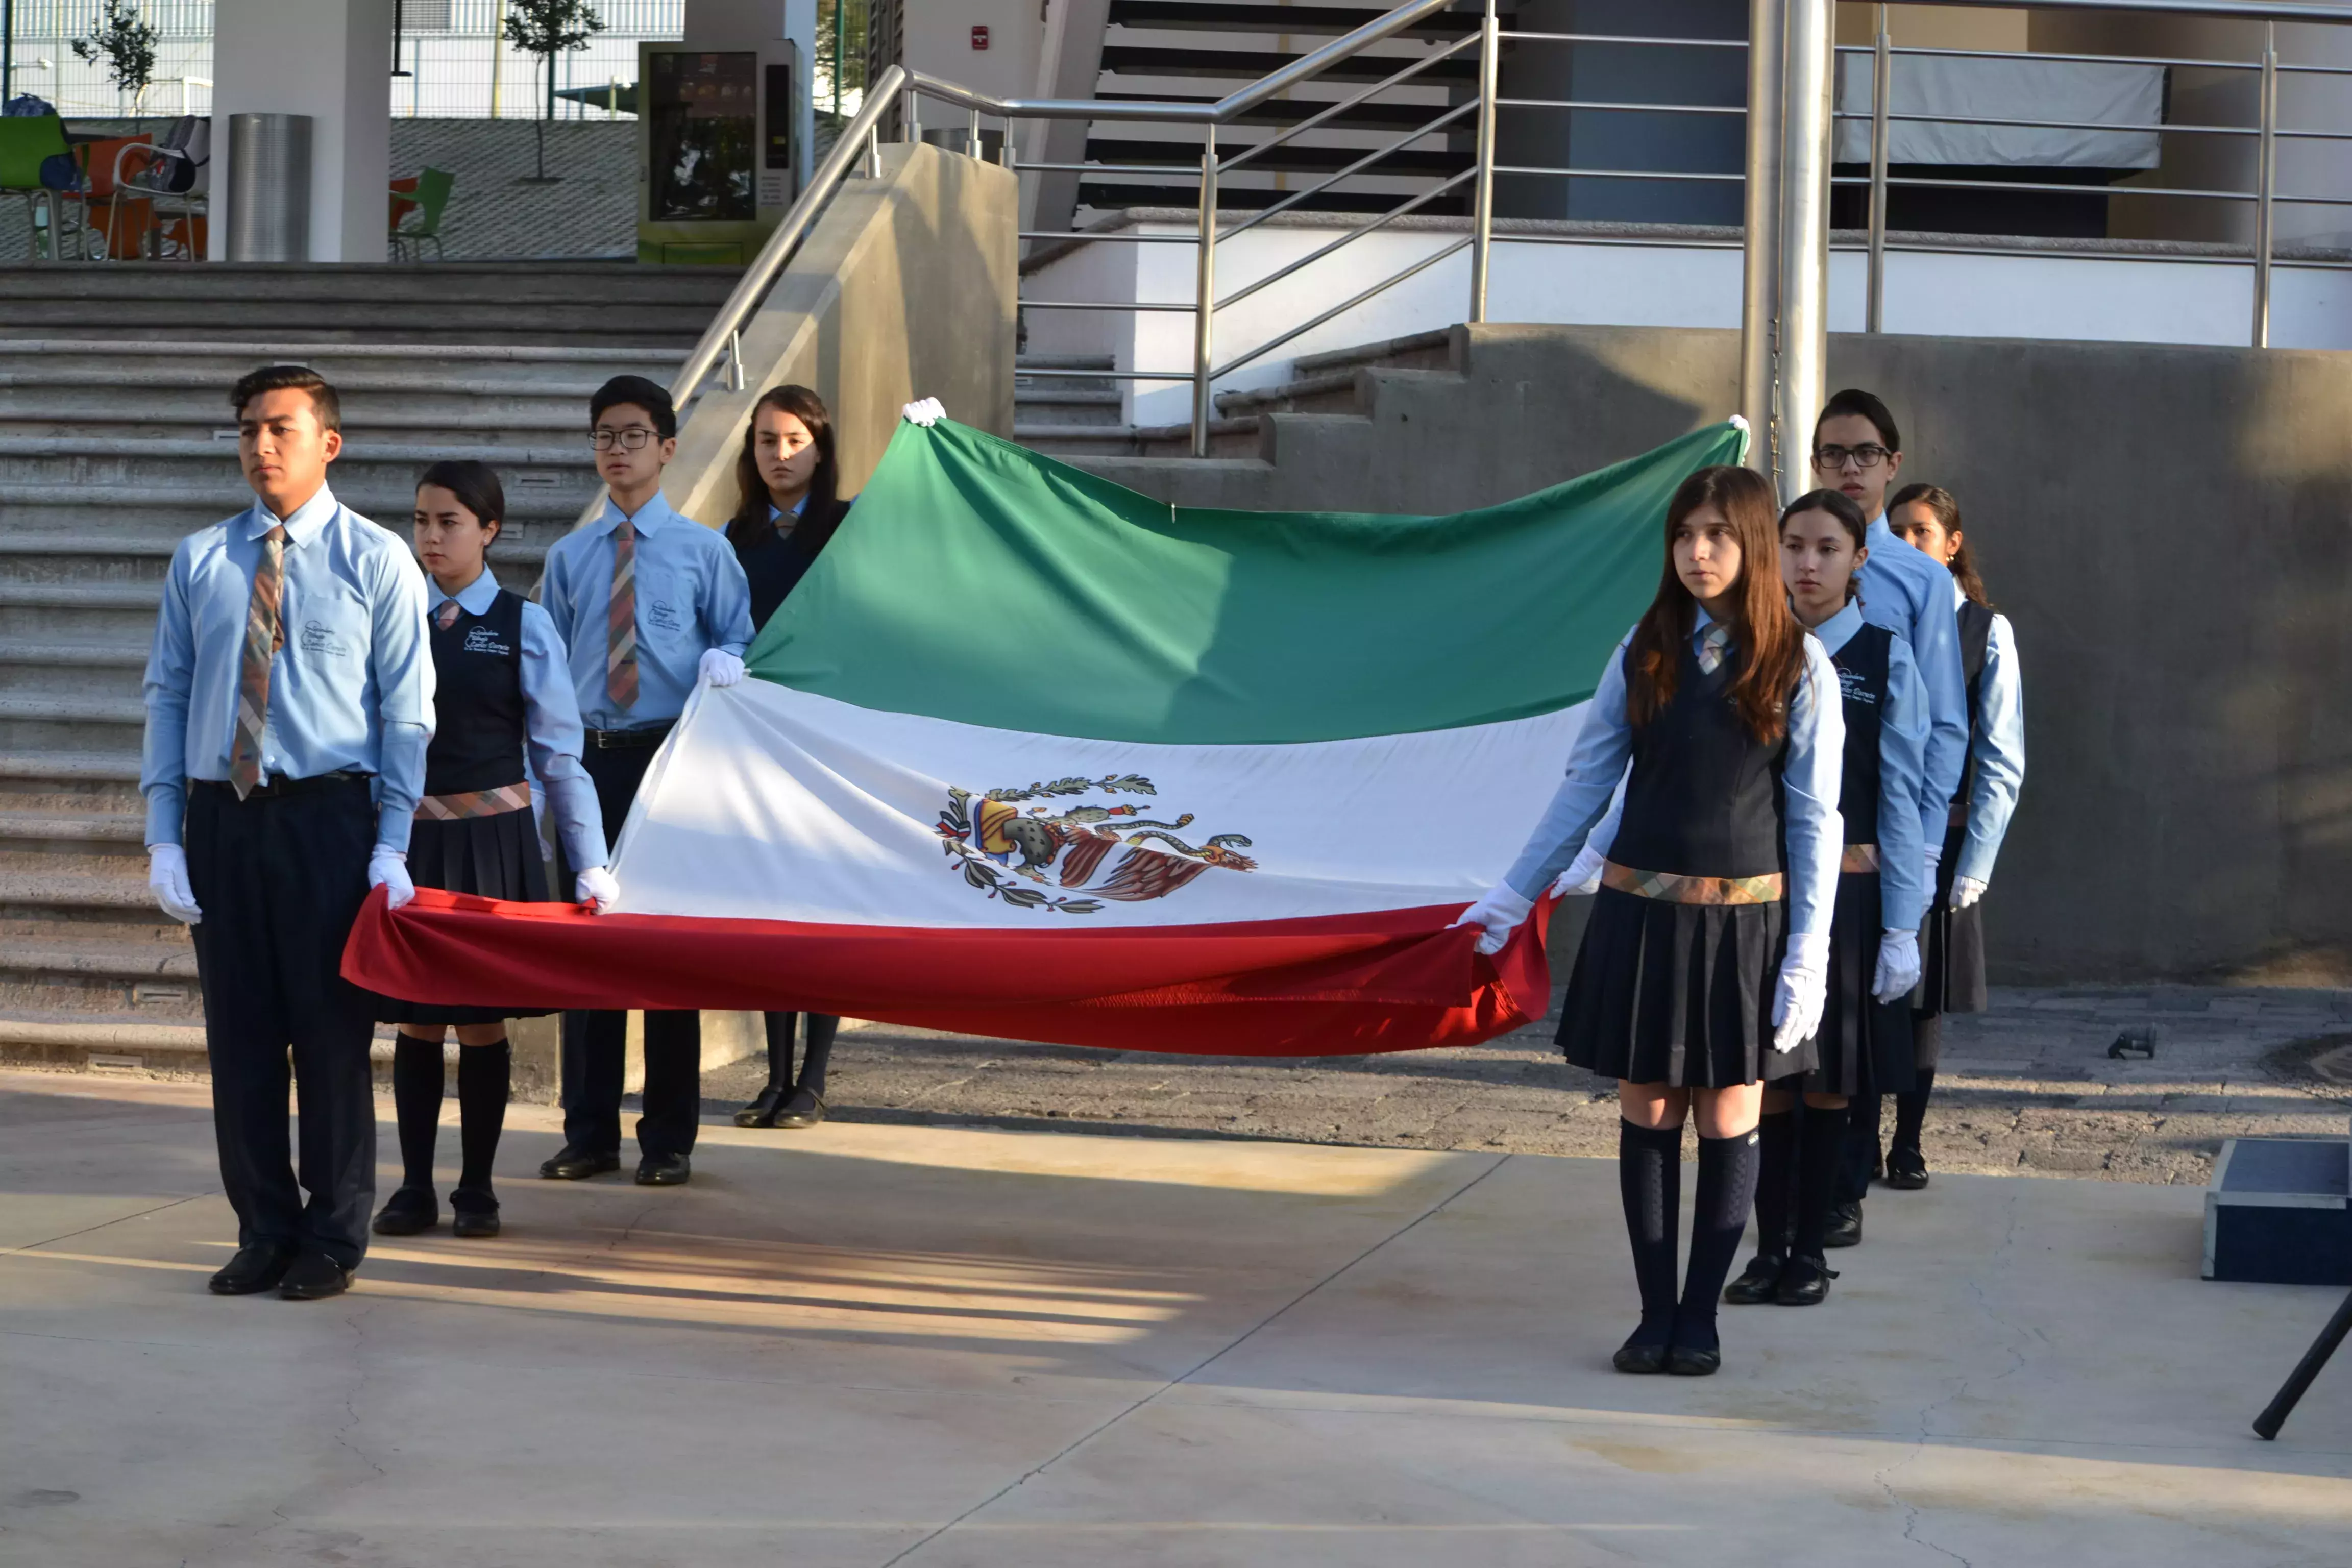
top-left (587, 723), bottom-right (675, 750)
top-left (193, 770), bottom-right (372, 801)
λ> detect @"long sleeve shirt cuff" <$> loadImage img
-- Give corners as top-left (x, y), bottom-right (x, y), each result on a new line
top-left (372, 721), bottom-right (431, 855)
top-left (143, 783), bottom-right (186, 849)
top-left (542, 767), bottom-right (611, 872)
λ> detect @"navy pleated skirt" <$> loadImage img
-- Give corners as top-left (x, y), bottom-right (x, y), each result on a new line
top-left (376, 803), bottom-right (554, 1025)
top-left (1799, 870), bottom-right (1916, 1097)
top-left (1556, 887), bottom-right (1814, 1088)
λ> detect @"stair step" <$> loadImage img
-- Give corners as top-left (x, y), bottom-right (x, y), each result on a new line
top-left (0, 939), bottom-right (197, 982)
top-left (0, 750), bottom-right (142, 783)
top-left (0, 811), bottom-right (144, 844)
top-left (0, 641), bottom-right (148, 667)
top-left (0, 1012), bottom-right (210, 1057)
top-left (0, 583), bottom-right (161, 611)
top-left (0, 868), bottom-right (155, 910)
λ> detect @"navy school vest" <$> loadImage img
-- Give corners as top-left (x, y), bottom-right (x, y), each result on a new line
top-left (1608, 634), bottom-right (1791, 880)
top-left (423, 588), bottom-right (528, 796)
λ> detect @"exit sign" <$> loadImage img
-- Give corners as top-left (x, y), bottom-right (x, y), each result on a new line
top-left (971, 25), bottom-right (990, 48)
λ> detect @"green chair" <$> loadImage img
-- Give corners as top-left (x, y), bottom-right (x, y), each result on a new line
top-left (0, 115), bottom-right (71, 262)
top-left (389, 165), bottom-right (454, 261)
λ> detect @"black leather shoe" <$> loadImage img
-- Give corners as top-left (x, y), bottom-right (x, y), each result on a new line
top-left (1723, 1253), bottom-right (1785, 1306)
top-left (208, 1242), bottom-right (296, 1296)
top-left (449, 1188), bottom-right (500, 1239)
top-left (370, 1186), bottom-right (438, 1236)
top-left (278, 1252), bottom-right (354, 1300)
top-left (773, 1088), bottom-right (827, 1130)
top-left (539, 1146), bottom-right (621, 1181)
top-left (1665, 1344), bottom-right (1722, 1377)
top-left (1776, 1254), bottom-right (1836, 1306)
top-left (1885, 1144), bottom-right (1930, 1190)
top-left (1613, 1336), bottom-right (1669, 1374)
top-left (635, 1153), bottom-right (691, 1186)
top-left (1823, 1200), bottom-right (1863, 1248)
top-left (733, 1084), bottom-right (790, 1128)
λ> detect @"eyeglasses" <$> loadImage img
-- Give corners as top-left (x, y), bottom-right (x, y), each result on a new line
top-left (1812, 443), bottom-right (1892, 472)
top-left (590, 428), bottom-right (658, 452)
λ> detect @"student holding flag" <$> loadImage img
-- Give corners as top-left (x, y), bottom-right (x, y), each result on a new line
top-left (1456, 463), bottom-right (1844, 1378)
top-left (370, 461), bottom-right (620, 1240)
top-left (535, 376), bottom-right (753, 1189)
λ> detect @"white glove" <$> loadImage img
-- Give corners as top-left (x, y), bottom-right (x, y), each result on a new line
top-left (146, 844), bottom-right (202, 924)
top-left (1872, 928), bottom-right (1922, 1003)
top-left (697, 648), bottom-right (746, 688)
top-left (369, 851), bottom-right (416, 911)
top-left (1951, 876), bottom-right (1986, 911)
top-left (1551, 841), bottom-right (1606, 898)
top-left (1450, 883), bottom-right (1534, 957)
top-left (901, 396), bottom-right (945, 427)
top-left (575, 865), bottom-right (620, 913)
top-left (1771, 932), bottom-right (1830, 1053)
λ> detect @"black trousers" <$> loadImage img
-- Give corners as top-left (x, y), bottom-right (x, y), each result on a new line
top-left (184, 776), bottom-right (380, 1270)
top-left (560, 737), bottom-right (701, 1160)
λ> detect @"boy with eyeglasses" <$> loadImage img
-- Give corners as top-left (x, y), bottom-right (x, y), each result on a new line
top-left (1807, 387), bottom-right (1967, 1248)
top-left (535, 375), bottom-right (753, 1187)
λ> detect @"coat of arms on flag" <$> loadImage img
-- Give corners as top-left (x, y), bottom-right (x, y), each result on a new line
top-left (939, 775), bottom-right (1258, 912)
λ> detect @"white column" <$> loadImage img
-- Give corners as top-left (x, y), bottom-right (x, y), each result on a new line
top-left (209, 0), bottom-right (393, 262)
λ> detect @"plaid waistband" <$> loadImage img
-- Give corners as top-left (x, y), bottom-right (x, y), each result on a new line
top-left (1841, 843), bottom-right (1880, 874)
top-left (1601, 859), bottom-right (1785, 906)
top-left (415, 783), bottom-right (532, 821)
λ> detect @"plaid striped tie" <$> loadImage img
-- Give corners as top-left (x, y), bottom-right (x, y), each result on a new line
top-left (606, 520), bottom-right (639, 710)
top-left (1697, 621), bottom-right (1731, 676)
top-left (229, 524), bottom-right (286, 799)
top-left (435, 599), bottom-right (461, 632)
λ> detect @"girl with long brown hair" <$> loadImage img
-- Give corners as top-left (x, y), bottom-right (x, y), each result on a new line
top-left (727, 385), bottom-right (854, 1130)
top-left (1457, 463), bottom-right (1845, 1377)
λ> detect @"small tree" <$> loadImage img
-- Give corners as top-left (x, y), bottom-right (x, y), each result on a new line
top-left (504, 0), bottom-right (604, 182)
top-left (72, 0), bottom-right (160, 120)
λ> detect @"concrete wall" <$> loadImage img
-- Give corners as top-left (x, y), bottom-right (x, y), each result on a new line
top-left (1086, 323), bottom-right (2352, 987)
top-left (209, 0), bottom-right (392, 262)
top-left (667, 142), bottom-right (1019, 525)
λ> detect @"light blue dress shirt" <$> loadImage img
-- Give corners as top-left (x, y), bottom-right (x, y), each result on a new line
top-left (141, 484), bottom-right (433, 855)
top-left (1861, 517), bottom-right (1969, 853)
top-left (1503, 609), bottom-right (1846, 940)
top-left (540, 491), bottom-right (753, 731)
top-left (427, 569), bottom-right (610, 874)
top-left (1813, 599), bottom-right (1930, 932)
top-left (1953, 577), bottom-right (2026, 885)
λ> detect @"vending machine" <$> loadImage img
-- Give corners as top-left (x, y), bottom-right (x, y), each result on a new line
top-left (638, 3), bottom-right (803, 265)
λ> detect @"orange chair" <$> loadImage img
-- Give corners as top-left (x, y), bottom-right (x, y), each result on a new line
top-left (65, 133), bottom-right (153, 260)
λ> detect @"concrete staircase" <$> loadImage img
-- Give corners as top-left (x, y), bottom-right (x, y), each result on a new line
top-left (0, 263), bottom-right (731, 1075)
top-left (1012, 328), bottom-right (1452, 459)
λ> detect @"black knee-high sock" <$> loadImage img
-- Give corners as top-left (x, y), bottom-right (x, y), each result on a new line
top-left (390, 1035), bottom-right (444, 1190)
top-left (1677, 1129), bottom-right (1761, 1352)
top-left (1618, 1120), bottom-right (1683, 1348)
top-left (1792, 1104), bottom-right (1851, 1259)
top-left (763, 1011), bottom-right (800, 1090)
top-left (1836, 1091), bottom-right (1882, 1204)
top-left (798, 1014), bottom-right (838, 1096)
top-left (1893, 1068), bottom-right (1936, 1152)
top-left (1751, 1109), bottom-right (1797, 1259)
top-left (456, 1039), bottom-right (510, 1196)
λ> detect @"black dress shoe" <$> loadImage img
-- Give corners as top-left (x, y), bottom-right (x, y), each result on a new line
top-left (1884, 1144), bottom-right (1930, 1190)
top-left (208, 1242), bottom-right (296, 1296)
top-left (1612, 1336), bottom-right (1669, 1374)
top-left (1776, 1254), bottom-right (1836, 1306)
top-left (1665, 1344), bottom-right (1722, 1377)
top-left (370, 1186), bottom-right (438, 1236)
top-left (635, 1153), bottom-right (691, 1186)
top-left (1823, 1200), bottom-right (1863, 1248)
top-left (278, 1252), bottom-right (354, 1300)
top-left (449, 1187), bottom-right (500, 1239)
top-left (539, 1146), bottom-right (621, 1181)
top-left (1723, 1253), bottom-right (1785, 1306)
top-left (733, 1084), bottom-right (790, 1128)
top-left (773, 1087), bottom-right (827, 1130)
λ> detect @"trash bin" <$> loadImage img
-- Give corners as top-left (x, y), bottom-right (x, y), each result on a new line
top-left (226, 112), bottom-right (311, 261)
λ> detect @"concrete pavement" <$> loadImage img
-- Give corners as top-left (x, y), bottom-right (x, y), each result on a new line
top-left (3, 1069), bottom-right (2349, 1566)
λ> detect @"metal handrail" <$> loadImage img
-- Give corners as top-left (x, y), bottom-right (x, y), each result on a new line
top-left (1219, 168), bottom-right (1478, 311)
top-left (1222, 100), bottom-right (1476, 240)
top-left (1218, 32), bottom-right (1478, 179)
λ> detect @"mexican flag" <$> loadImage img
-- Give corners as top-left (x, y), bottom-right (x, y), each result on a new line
top-left (345, 416), bottom-right (1749, 1054)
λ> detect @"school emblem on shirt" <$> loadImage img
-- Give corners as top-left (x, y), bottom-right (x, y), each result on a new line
top-left (1836, 666), bottom-right (1878, 705)
top-left (935, 775), bottom-right (1256, 913)
top-left (461, 625), bottom-right (512, 657)
top-left (646, 599), bottom-right (682, 633)
top-left (298, 620), bottom-right (350, 658)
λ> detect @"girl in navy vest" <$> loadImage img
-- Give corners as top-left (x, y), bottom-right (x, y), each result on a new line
top-left (1879, 483), bottom-right (2024, 1188)
top-left (1457, 463), bottom-right (1844, 1377)
top-left (373, 461), bottom-right (618, 1239)
top-left (1719, 489), bottom-right (1927, 1306)
top-left (725, 386), bottom-right (853, 1131)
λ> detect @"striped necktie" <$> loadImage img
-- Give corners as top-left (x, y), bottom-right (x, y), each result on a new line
top-left (606, 519), bottom-right (639, 709)
top-left (434, 599), bottom-right (461, 632)
top-left (1697, 621), bottom-right (1732, 676)
top-left (228, 524), bottom-right (286, 799)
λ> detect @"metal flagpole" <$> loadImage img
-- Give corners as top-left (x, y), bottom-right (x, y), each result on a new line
top-left (1773, 0), bottom-right (1834, 505)
top-left (1739, 0), bottom-right (1787, 477)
